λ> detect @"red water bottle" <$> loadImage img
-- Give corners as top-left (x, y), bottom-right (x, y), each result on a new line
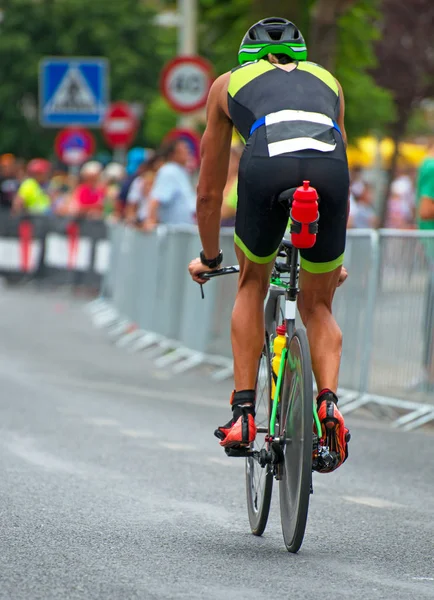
top-left (290, 180), bottom-right (319, 249)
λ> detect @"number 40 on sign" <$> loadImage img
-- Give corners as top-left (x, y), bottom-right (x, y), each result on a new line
top-left (160, 56), bottom-right (214, 114)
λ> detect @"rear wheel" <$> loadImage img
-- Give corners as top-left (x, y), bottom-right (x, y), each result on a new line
top-left (279, 328), bottom-right (313, 553)
top-left (246, 339), bottom-right (273, 536)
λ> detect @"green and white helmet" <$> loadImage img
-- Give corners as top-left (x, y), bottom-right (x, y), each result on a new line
top-left (238, 17), bottom-right (307, 65)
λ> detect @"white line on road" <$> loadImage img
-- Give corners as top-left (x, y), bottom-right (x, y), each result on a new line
top-left (208, 457), bottom-right (244, 467)
top-left (84, 417), bottom-right (120, 427)
top-left (412, 577), bottom-right (434, 581)
top-left (120, 429), bottom-right (156, 439)
top-left (159, 442), bottom-right (197, 451)
top-left (343, 496), bottom-right (405, 509)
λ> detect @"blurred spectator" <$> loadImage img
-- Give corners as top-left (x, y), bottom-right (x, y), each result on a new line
top-left (385, 167), bottom-right (416, 228)
top-left (126, 153), bottom-right (165, 226)
top-left (348, 184), bottom-right (378, 228)
top-left (145, 140), bottom-right (195, 228)
top-left (48, 165), bottom-right (74, 214)
top-left (13, 159), bottom-right (52, 214)
top-left (102, 162), bottom-right (125, 218)
top-left (118, 147), bottom-right (148, 219)
top-left (221, 145), bottom-right (243, 227)
top-left (0, 154), bottom-right (20, 212)
top-left (415, 139), bottom-right (434, 392)
top-left (350, 165), bottom-right (366, 201)
top-left (71, 161), bottom-right (105, 218)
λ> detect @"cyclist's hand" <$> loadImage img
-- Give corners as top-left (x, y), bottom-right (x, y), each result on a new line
top-left (337, 266), bottom-right (348, 287)
top-left (188, 257), bottom-right (212, 284)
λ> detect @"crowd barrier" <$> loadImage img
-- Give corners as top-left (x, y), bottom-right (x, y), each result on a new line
top-left (0, 212), bottom-right (109, 287)
top-left (91, 223), bottom-right (434, 430)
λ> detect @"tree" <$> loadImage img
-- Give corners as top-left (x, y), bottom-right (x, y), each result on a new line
top-left (373, 0), bottom-right (434, 225)
top-left (309, 0), bottom-right (358, 71)
top-left (0, 0), bottom-right (176, 157)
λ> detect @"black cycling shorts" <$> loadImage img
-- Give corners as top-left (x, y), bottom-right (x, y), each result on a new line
top-left (235, 138), bottom-right (350, 273)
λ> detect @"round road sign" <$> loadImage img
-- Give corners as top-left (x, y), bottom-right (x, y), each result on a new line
top-left (160, 56), bottom-right (213, 114)
top-left (102, 102), bottom-right (138, 149)
top-left (54, 127), bottom-right (95, 166)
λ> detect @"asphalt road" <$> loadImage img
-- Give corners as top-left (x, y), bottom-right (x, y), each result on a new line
top-left (0, 287), bottom-right (433, 600)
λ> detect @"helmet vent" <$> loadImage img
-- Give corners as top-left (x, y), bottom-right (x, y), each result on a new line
top-left (268, 30), bottom-right (282, 41)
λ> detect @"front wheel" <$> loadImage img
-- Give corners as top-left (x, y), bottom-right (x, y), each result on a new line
top-left (245, 339), bottom-right (273, 536)
top-left (279, 328), bottom-right (313, 553)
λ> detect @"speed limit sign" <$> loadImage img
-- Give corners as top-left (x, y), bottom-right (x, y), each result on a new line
top-left (160, 56), bottom-right (214, 113)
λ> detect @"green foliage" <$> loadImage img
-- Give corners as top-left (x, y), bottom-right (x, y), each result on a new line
top-left (144, 97), bottom-right (178, 147)
top-left (335, 1), bottom-right (396, 138)
top-left (0, 0), bottom-right (176, 157)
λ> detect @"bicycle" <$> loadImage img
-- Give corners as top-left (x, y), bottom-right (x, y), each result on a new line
top-left (201, 184), bottom-right (340, 553)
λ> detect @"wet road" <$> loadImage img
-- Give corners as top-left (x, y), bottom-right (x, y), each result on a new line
top-left (0, 287), bottom-right (433, 599)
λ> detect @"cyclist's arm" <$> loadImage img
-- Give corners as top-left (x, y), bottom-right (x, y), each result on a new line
top-left (196, 73), bottom-right (232, 260)
top-left (335, 78), bottom-right (348, 147)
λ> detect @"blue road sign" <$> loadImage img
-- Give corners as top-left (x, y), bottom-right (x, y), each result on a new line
top-left (39, 57), bottom-right (109, 127)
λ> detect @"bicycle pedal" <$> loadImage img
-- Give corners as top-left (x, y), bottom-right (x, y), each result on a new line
top-left (224, 447), bottom-right (252, 458)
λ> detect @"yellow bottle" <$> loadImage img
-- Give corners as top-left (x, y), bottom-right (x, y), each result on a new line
top-left (271, 323), bottom-right (287, 398)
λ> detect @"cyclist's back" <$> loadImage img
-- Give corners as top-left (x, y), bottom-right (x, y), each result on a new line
top-left (228, 59), bottom-right (345, 159)
top-left (226, 57), bottom-right (349, 271)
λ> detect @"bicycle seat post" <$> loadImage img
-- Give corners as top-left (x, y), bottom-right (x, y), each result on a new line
top-left (287, 245), bottom-right (299, 302)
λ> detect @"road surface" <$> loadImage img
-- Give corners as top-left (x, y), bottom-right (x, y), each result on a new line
top-left (0, 287), bottom-right (433, 599)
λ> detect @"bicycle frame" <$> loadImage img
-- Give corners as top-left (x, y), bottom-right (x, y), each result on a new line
top-left (265, 243), bottom-right (322, 440)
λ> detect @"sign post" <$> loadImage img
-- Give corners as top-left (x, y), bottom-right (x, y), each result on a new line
top-left (102, 102), bottom-right (138, 164)
top-left (39, 57), bottom-right (109, 128)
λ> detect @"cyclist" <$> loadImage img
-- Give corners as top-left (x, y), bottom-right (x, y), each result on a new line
top-left (188, 17), bottom-right (350, 470)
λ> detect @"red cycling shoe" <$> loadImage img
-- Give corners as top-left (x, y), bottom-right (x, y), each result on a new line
top-left (316, 389), bottom-right (350, 473)
top-left (214, 390), bottom-right (257, 448)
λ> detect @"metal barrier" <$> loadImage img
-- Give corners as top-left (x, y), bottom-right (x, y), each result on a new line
top-left (340, 230), bottom-right (434, 429)
top-left (0, 213), bottom-right (107, 288)
top-left (92, 224), bottom-right (434, 429)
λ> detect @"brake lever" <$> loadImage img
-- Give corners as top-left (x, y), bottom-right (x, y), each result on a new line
top-left (197, 266), bottom-right (240, 300)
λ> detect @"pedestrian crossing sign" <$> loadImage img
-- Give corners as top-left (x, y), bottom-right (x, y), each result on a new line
top-left (39, 57), bottom-right (109, 127)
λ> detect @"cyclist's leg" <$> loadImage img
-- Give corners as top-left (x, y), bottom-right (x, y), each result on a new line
top-left (231, 151), bottom-right (295, 392)
top-left (297, 267), bottom-right (342, 392)
top-left (296, 155), bottom-right (349, 393)
top-left (215, 151), bottom-right (295, 447)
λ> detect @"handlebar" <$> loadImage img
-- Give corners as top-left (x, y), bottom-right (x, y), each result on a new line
top-left (199, 265), bottom-right (240, 280)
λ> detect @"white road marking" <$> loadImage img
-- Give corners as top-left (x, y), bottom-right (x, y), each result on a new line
top-left (84, 417), bottom-right (120, 427)
top-left (158, 442), bottom-right (197, 451)
top-left (120, 429), bottom-right (156, 439)
top-left (4, 434), bottom-right (82, 475)
top-left (207, 457), bottom-right (244, 468)
top-left (343, 496), bottom-right (405, 509)
top-left (412, 577), bottom-right (434, 581)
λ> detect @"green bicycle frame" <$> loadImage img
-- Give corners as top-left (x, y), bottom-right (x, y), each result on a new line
top-left (267, 273), bottom-right (323, 439)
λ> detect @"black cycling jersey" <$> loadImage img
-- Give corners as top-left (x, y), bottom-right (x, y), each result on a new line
top-left (227, 60), bottom-right (349, 272)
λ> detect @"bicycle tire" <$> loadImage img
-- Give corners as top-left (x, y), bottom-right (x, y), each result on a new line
top-left (245, 339), bottom-right (273, 536)
top-left (279, 328), bottom-right (313, 553)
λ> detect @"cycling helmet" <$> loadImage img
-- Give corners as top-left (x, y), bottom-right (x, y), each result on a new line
top-left (238, 17), bottom-right (307, 65)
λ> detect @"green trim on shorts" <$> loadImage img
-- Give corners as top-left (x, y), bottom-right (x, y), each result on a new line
top-left (234, 233), bottom-right (279, 264)
top-left (300, 253), bottom-right (345, 274)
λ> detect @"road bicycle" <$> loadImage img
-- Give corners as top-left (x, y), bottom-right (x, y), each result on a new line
top-left (201, 185), bottom-right (340, 553)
